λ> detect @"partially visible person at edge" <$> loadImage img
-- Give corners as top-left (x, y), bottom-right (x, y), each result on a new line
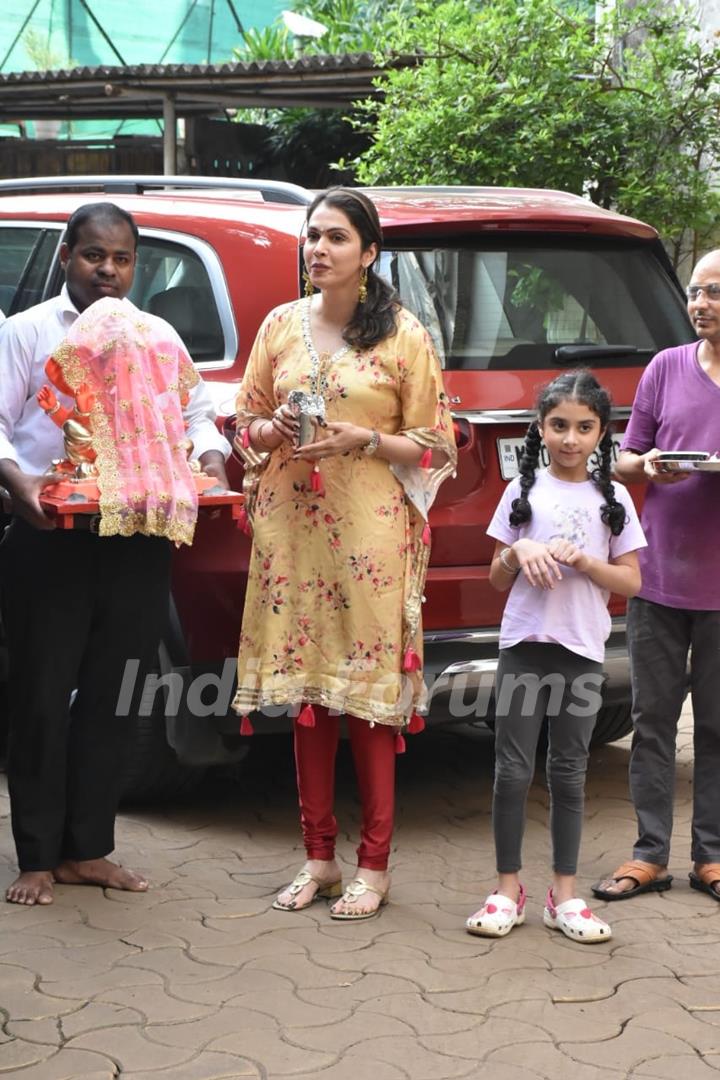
top-left (0, 202), bottom-right (230, 906)
top-left (466, 371), bottom-right (645, 944)
top-left (232, 187), bottom-right (456, 920)
top-left (593, 249), bottom-right (720, 906)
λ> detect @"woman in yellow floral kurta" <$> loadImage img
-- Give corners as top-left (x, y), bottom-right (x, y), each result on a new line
top-left (234, 188), bottom-right (455, 919)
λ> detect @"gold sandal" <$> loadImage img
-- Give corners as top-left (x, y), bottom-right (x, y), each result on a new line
top-left (272, 869), bottom-right (342, 912)
top-left (329, 877), bottom-right (389, 921)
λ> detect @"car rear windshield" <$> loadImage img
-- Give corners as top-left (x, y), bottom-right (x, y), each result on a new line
top-left (378, 238), bottom-right (692, 369)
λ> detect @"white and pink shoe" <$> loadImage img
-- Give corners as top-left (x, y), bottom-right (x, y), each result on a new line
top-left (466, 884), bottom-right (527, 937)
top-left (543, 888), bottom-right (612, 943)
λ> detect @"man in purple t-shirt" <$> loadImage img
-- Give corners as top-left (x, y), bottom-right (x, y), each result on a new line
top-left (593, 250), bottom-right (720, 905)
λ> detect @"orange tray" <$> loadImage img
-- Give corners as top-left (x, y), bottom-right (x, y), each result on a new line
top-left (38, 488), bottom-right (244, 529)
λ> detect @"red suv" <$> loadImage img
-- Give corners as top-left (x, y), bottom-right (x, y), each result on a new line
top-left (0, 177), bottom-right (693, 798)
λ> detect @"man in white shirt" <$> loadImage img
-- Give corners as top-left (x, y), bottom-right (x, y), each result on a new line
top-left (0, 202), bottom-right (230, 905)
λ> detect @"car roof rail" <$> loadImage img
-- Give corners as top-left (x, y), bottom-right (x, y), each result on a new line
top-left (0, 175), bottom-right (313, 206)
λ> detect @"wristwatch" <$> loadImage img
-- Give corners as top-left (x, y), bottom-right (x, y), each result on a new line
top-left (362, 429), bottom-right (381, 456)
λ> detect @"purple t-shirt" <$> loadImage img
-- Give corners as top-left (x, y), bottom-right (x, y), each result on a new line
top-left (622, 342), bottom-right (720, 610)
top-left (489, 470), bottom-right (646, 662)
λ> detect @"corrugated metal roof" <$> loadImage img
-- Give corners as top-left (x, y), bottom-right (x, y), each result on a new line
top-left (0, 53), bottom-right (415, 118)
top-left (1, 52), bottom-right (381, 80)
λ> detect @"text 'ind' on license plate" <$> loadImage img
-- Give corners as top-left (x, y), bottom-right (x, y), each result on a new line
top-left (497, 434), bottom-right (623, 481)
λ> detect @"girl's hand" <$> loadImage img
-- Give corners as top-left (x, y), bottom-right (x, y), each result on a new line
top-left (547, 538), bottom-right (590, 574)
top-left (270, 403), bottom-right (298, 445)
top-left (293, 422), bottom-right (369, 461)
top-left (512, 538), bottom-right (562, 589)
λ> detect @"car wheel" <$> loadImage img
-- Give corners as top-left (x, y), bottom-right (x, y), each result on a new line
top-left (119, 696), bottom-right (206, 804)
top-left (590, 703), bottom-right (633, 747)
top-left (483, 701), bottom-right (633, 749)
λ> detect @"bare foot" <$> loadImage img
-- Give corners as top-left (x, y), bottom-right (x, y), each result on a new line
top-left (274, 859), bottom-right (342, 911)
top-left (6, 870), bottom-right (55, 905)
top-left (54, 857), bottom-right (148, 892)
top-left (330, 867), bottom-right (390, 917)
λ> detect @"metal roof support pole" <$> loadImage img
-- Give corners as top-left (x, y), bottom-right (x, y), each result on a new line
top-left (162, 93), bottom-right (177, 176)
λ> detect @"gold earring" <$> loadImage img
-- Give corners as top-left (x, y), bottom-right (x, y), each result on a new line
top-left (303, 270), bottom-right (313, 298)
top-left (358, 267), bottom-right (368, 305)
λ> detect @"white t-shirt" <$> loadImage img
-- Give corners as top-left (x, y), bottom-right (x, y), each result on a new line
top-left (488, 469), bottom-right (647, 662)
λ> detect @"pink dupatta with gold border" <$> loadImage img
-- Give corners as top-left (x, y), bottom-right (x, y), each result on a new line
top-left (51, 297), bottom-right (200, 545)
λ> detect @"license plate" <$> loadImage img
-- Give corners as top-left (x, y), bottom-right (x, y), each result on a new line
top-left (497, 434), bottom-right (624, 480)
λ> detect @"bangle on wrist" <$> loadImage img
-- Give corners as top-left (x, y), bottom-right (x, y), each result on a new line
top-left (252, 419), bottom-right (274, 451)
top-left (362, 429), bottom-right (381, 456)
top-left (499, 546), bottom-right (519, 574)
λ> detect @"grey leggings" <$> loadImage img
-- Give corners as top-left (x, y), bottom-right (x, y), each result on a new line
top-left (493, 642), bottom-right (603, 876)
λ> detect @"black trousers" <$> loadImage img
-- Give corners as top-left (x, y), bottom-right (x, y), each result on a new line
top-left (0, 519), bottom-right (171, 870)
top-left (628, 597), bottom-right (720, 866)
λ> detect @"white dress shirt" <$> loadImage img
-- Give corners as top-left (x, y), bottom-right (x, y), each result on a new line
top-left (0, 286), bottom-right (230, 475)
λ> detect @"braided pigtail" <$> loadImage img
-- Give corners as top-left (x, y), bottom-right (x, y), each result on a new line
top-left (509, 421), bottom-right (542, 526)
top-left (593, 429), bottom-right (627, 536)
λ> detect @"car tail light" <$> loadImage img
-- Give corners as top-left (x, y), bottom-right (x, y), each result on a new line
top-left (452, 418), bottom-right (472, 450)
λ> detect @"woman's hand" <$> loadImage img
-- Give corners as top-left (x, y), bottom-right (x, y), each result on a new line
top-left (293, 422), bottom-right (369, 461)
top-left (547, 537), bottom-right (590, 574)
top-left (267, 404), bottom-right (298, 446)
top-left (513, 538), bottom-right (563, 589)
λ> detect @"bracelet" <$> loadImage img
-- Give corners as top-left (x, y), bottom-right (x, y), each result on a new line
top-left (252, 419), bottom-right (274, 451)
top-left (362, 429), bottom-right (381, 456)
top-left (499, 546), bottom-right (519, 574)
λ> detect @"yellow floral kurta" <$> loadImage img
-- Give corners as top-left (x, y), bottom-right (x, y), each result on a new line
top-left (232, 298), bottom-right (456, 727)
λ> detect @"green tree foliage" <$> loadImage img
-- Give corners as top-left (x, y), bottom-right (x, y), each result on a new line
top-left (231, 0), bottom-right (414, 186)
top-left (352, 0), bottom-right (720, 267)
top-left (232, 0), bottom-right (414, 61)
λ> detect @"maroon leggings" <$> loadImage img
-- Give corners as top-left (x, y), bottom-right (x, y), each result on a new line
top-left (294, 706), bottom-right (397, 871)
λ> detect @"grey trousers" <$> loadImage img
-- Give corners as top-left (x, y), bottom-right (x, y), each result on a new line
top-left (628, 597), bottom-right (720, 866)
top-left (493, 642), bottom-right (603, 876)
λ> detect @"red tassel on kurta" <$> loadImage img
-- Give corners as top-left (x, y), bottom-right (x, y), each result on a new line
top-left (297, 703), bottom-right (316, 728)
top-left (395, 733), bottom-right (406, 754)
top-left (419, 448), bottom-right (433, 469)
top-left (403, 647), bottom-right (422, 672)
top-left (407, 712), bottom-right (425, 734)
top-left (421, 522), bottom-right (431, 546)
top-left (310, 465), bottom-right (325, 495)
top-left (235, 506), bottom-right (251, 535)
top-left (239, 715), bottom-right (254, 736)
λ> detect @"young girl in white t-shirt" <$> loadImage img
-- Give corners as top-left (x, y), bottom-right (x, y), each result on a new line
top-left (466, 370), bottom-right (646, 944)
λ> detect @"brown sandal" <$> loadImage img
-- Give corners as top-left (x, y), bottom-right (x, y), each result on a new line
top-left (591, 859), bottom-right (673, 901)
top-left (689, 864), bottom-right (720, 902)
